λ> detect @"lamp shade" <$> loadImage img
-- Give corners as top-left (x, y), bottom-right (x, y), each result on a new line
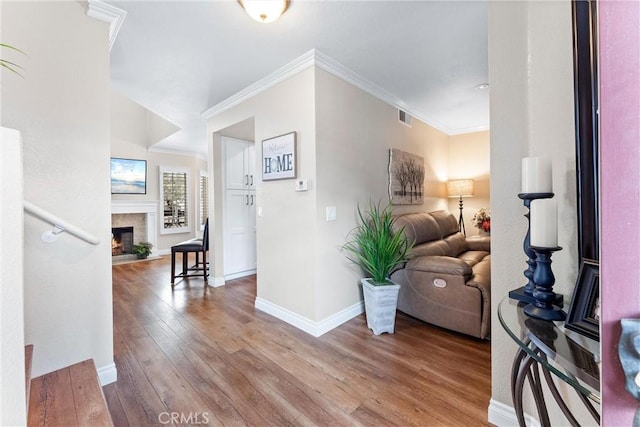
top-left (447, 179), bottom-right (474, 198)
top-left (241, 0), bottom-right (288, 23)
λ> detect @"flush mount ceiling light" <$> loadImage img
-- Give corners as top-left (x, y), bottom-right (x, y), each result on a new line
top-left (475, 83), bottom-right (490, 90)
top-left (240, 0), bottom-right (288, 23)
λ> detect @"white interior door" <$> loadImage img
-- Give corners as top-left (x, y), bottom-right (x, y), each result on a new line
top-left (247, 144), bottom-right (256, 190)
top-left (222, 137), bottom-right (257, 278)
top-left (224, 138), bottom-right (249, 190)
top-left (224, 190), bottom-right (250, 275)
top-left (248, 190), bottom-right (257, 270)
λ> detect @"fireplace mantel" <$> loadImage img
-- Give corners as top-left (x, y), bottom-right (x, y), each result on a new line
top-left (111, 200), bottom-right (158, 255)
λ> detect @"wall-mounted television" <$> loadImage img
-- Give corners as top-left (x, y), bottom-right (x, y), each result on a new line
top-left (110, 158), bottom-right (147, 194)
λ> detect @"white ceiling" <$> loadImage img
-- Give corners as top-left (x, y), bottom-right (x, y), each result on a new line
top-left (108, 0), bottom-right (488, 156)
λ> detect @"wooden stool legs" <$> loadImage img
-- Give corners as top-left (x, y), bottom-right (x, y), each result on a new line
top-left (170, 248), bottom-right (208, 288)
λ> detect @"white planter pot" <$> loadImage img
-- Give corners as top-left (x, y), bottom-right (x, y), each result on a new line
top-left (361, 278), bottom-right (401, 335)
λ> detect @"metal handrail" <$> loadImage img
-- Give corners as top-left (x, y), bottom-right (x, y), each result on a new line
top-left (23, 200), bottom-right (100, 245)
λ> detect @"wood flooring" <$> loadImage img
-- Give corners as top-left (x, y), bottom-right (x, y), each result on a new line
top-left (29, 359), bottom-right (113, 426)
top-left (105, 255), bottom-right (491, 426)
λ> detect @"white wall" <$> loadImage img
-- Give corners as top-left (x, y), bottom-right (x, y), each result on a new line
top-left (1, 2), bottom-right (115, 382)
top-left (209, 67), bottom-right (319, 318)
top-left (489, 1), bottom-right (590, 425)
top-left (207, 119), bottom-right (255, 285)
top-left (314, 68), bottom-right (449, 321)
top-left (0, 128), bottom-right (26, 425)
top-left (447, 130), bottom-right (490, 236)
top-left (207, 64), bottom-right (449, 328)
top-left (111, 91), bottom-right (207, 251)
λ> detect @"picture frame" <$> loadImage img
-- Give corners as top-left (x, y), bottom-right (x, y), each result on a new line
top-left (262, 132), bottom-right (296, 181)
top-left (110, 158), bottom-right (147, 194)
top-left (565, 260), bottom-right (600, 341)
top-left (388, 148), bottom-right (424, 205)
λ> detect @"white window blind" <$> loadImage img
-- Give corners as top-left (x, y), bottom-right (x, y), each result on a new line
top-left (199, 172), bottom-right (209, 229)
top-left (160, 167), bottom-right (191, 234)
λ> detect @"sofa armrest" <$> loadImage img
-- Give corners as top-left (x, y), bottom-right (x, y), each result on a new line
top-left (466, 236), bottom-right (490, 252)
top-left (406, 256), bottom-right (472, 277)
top-left (466, 270), bottom-right (491, 339)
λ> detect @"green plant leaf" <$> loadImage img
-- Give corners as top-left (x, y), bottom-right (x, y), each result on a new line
top-left (1, 43), bottom-right (25, 77)
top-left (0, 43), bottom-right (26, 54)
top-left (342, 200), bottom-right (414, 283)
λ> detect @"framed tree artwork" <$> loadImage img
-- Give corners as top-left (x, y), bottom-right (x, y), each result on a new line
top-left (388, 149), bottom-right (424, 205)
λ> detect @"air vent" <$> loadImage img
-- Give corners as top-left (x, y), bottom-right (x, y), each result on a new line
top-left (398, 109), bottom-right (412, 127)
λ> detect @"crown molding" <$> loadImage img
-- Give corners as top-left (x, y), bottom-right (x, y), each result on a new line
top-left (202, 49), bottom-right (467, 135)
top-left (202, 49), bottom-right (316, 119)
top-left (87, 0), bottom-right (127, 51)
top-left (311, 50), bottom-right (454, 134)
top-left (448, 124), bottom-right (490, 135)
top-left (148, 145), bottom-right (207, 161)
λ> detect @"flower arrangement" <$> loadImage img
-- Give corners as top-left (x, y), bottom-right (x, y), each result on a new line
top-left (473, 208), bottom-right (491, 233)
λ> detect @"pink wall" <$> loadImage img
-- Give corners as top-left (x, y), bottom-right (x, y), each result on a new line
top-left (600, 0), bottom-right (640, 425)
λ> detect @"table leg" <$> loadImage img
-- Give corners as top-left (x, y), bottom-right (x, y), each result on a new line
top-left (529, 361), bottom-right (550, 426)
top-left (541, 365), bottom-right (580, 426)
top-left (512, 348), bottom-right (551, 427)
top-left (170, 249), bottom-right (176, 288)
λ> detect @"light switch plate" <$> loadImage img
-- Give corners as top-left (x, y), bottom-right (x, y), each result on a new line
top-left (326, 206), bottom-right (337, 221)
top-left (295, 179), bottom-right (309, 191)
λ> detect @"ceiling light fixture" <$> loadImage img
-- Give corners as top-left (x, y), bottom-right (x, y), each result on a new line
top-left (475, 83), bottom-right (490, 90)
top-left (240, 0), bottom-right (288, 23)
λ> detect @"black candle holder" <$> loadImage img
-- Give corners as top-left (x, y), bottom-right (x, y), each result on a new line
top-left (524, 246), bottom-right (567, 321)
top-left (509, 192), bottom-right (564, 306)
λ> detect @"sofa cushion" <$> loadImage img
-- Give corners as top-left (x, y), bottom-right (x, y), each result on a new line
top-left (410, 240), bottom-right (449, 257)
top-left (391, 210), bottom-right (491, 339)
top-left (458, 250), bottom-right (490, 267)
top-left (406, 256), bottom-right (472, 277)
top-left (392, 212), bottom-right (441, 245)
top-left (467, 236), bottom-right (491, 252)
top-left (443, 232), bottom-right (469, 257)
top-left (430, 210), bottom-right (459, 238)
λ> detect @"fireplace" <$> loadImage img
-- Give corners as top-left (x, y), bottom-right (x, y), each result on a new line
top-left (112, 226), bottom-right (134, 256)
top-left (111, 201), bottom-right (158, 260)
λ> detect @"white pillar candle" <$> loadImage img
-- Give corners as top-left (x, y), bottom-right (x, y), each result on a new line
top-left (521, 157), bottom-right (552, 193)
top-left (530, 198), bottom-right (558, 248)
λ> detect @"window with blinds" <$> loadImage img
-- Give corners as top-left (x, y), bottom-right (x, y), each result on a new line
top-left (159, 167), bottom-right (191, 234)
top-left (199, 172), bottom-right (209, 230)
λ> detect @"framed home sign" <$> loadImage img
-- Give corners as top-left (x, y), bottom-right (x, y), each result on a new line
top-left (262, 131), bottom-right (296, 181)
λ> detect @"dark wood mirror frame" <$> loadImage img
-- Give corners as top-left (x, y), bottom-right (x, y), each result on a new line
top-left (566, 0), bottom-right (600, 339)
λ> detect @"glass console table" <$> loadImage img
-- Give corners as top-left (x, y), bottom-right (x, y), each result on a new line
top-left (498, 297), bottom-right (600, 426)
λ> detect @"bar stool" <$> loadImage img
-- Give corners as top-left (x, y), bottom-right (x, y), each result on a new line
top-left (171, 219), bottom-right (209, 288)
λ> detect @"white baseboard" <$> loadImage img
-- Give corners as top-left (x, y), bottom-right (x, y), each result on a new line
top-left (210, 276), bottom-right (225, 287)
top-left (254, 297), bottom-right (364, 337)
top-left (224, 269), bottom-right (256, 281)
top-left (488, 399), bottom-right (540, 427)
top-left (156, 248), bottom-right (171, 256)
top-left (97, 362), bottom-right (117, 386)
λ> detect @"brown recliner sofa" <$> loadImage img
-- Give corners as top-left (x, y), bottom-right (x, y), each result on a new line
top-left (390, 210), bottom-right (491, 339)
